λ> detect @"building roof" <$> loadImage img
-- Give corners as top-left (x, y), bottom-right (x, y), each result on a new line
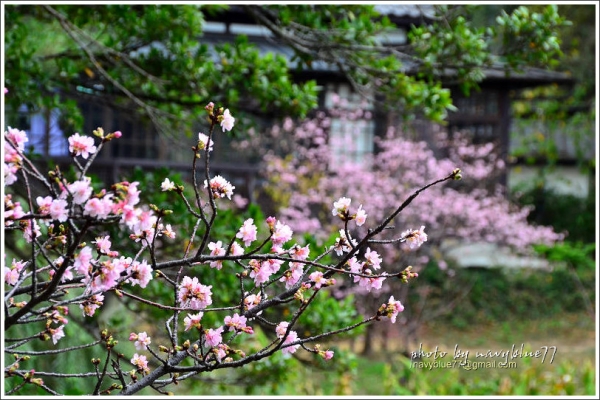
top-left (197, 30), bottom-right (572, 88)
top-left (374, 4), bottom-right (436, 24)
top-left (443, 63), bottom-right (574, 89)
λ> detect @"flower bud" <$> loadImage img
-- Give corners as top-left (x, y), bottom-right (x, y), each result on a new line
top-left (452, 168), bottom-right (462, 180)
top-left (93, 128), bottom-right (105, 138)
top-left (31, 378), bottom-right (44, 386)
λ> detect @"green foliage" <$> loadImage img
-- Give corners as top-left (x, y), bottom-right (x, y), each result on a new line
top-left (385, 356), bottom-right (595, 395)
top-left (295, 291), bottom-right (365, 338)
top-left (506, 4), bottom-right (594, 168)
top-left (512, 186), bottom-right (595, 244)
top-left (414, 259), bottom-right (595, 328)
top-left (4, 4), bottom-right (571, 136)
top-left (4, 4), bottom-right (319, 137)
top-left (169, 342), bottom-right (595, 395)
top-left (100, 166), bottom-right (365, 381)
top-left (408, 4), bottom-right (569, 98)
top-left (533, 242), bottom-right (595, 272)
top-left (495, 5), bottom-right (569, 70)
top-left (409, 8), bottom-right (490, 97)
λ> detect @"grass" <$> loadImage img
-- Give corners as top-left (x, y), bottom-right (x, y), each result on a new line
top-left (5, 306), bottom-right (595, 396)
top-left (273, 311), bottom-right (597, 396)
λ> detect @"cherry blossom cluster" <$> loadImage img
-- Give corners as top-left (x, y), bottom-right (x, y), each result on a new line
top-left (332, 196), bottom-right (367, 225)
top-left (4, 127), bottom-right (175, 349)
top-left (259, 109), bottom-right (564, 255)
top-left (3, 102), bottom-right (439, 395)
top-left (204, 175), bottom-right (235, 200)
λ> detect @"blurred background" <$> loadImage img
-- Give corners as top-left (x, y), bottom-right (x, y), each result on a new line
top-left (3, 3), bottom-right (596, 395)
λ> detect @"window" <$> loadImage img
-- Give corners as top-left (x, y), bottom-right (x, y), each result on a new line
top-left (16, 105), bottom-right (69, 157)
top-left (448, 89), bottom-right (502, 145)
top-left (78, 101), bottom-right (162, 160)
top-left (325, 83), bottom-right (375, 168)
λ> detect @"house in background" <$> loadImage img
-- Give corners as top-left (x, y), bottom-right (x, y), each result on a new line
top-left (15, 5), bottom-right (587, 268)
top-left (508, 115), bottom-right (595, 199)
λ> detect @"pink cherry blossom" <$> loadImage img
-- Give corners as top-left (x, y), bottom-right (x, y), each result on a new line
top-left (130, 331), bottom-right (151, 350)
top-left (275, 321), bottom-right (289, 338)
top-left (184, 312), bottom-right (204, 331)
top-left (204, 175), bottom-right (235, 200)
top-left (68, 178), bottom-right (93, 204)
top-left (309, 271), bottom-right (326, 289)
top-left (243, 293), bottom-right (262, 310)
top-left (230, 241), bottom-right (244, 256)
top-left (281, 330), bottom-right (300, 355)
top-left (22, 218), bottom-right (41, 243)
top-left (73, 247), bottom-right (93, 275)
top-left (207, 241), bottom-right (225, 270)
top-left (4, 267), bottom-right (20, 286)
top-left (213, 344), bottom-right (228, 362)
top-left (83, 197), bottom-right (111, 219)
top-left (204, 326), bottom-right (224, 347)
top-left (332, 197), bottom-right (351, 218)
top-left (355, 204), bottom-right (367, 226)
top-left (131, 353), bottom-right (149, 374)
top-left (36, 196), bottom-right (53, 215)
top-left (224, 313), bottom-right (253, 334)
top-left (271, 221), bottom-right (293, 246)
top-left (236, 218), bottom-right (257, 247)
top-left (178, 276), bottom-right (213, 310)
top-left (50, 325), bottom-right (65, 344)
top-left (90, 260), bottom-right (122, 292)
top-left (233, 194), bottom-right (248, 209)
top-left (125, 182), bottom-right (141, 206)
top-left (220, 109), bottom-right (235, 132)
top-left (49, 259), bottom-right (73, 283)
top-left (350, 260), bottom-right (386, 291)
top-left (364, 247), bottom-right (382, 270)
top-left (279, 262), bottom-right (304, 288)
top-left (384, 295), bottom-right (405, 323)
top-left (248, 262), bottom-right (269, 285)
top-left (198, 132), bottom-right (214, 152)
top-left (93, 236), bottom-right (112, 254)
top-left (162, 224), bottom-right (176, 239)
top-left (402, 226), bottom-right (428, 250)
top-left (4, 259), bottom-right (26, 285)
top-left (4, 162), bottom-right (19, 185)
top-left (248, 259), bottom-right (279, 285)
top-left (161, 178), bottom-right (176, 191)
top-left (290, 244), bottom-right (310, 260)
top-left (68, 133), bottom-right (97, 159)
top-left (49, 199), bottom-right (69, 222)
top-left (266, 216), bottom-right (277, 230)
top-left (332, 229), bottom-right (356, 256)
top-left (257, 111), bottom-right (563, 269)
top-left (127, 260), bottom-right (153, 288)
top-left (4, 146), bottom-right (20, 167)
top-left (5, 127), bottom-right (28, 151)
top-left (4, 195), bottom-right (25, 224)
top-left (80, 293), bottom-right (104, 317)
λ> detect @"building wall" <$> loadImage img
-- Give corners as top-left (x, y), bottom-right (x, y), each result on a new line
top-left (508, 164), bottom-right (591, 199)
